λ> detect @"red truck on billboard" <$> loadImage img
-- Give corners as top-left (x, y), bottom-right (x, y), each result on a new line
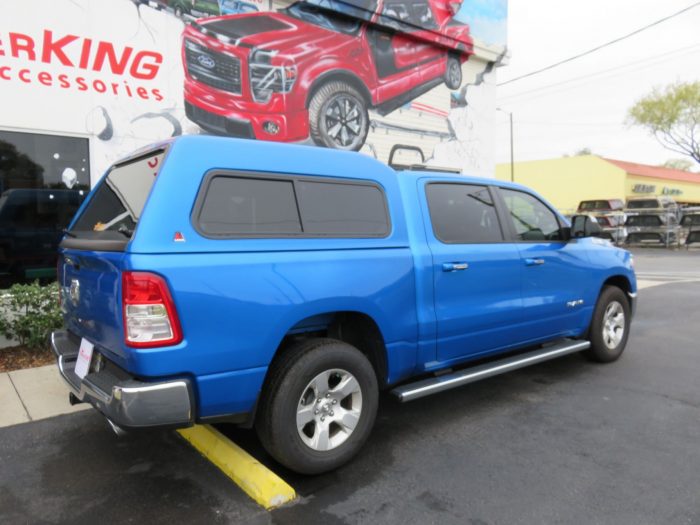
top-left (182, 0), bottom-right (473, 150)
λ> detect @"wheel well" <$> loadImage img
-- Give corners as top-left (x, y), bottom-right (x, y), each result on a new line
top-left (602, 275), bottom-right (632, 304)
top-left (275, 311), bottom-right (388, 388)
top-left (305, 71), bottom-right (372, 109)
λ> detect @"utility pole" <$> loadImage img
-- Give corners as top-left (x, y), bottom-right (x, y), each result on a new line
top-left (508, 111), bottom-right (514, 183)
top-left (497, 108), bottom-right (515, 182)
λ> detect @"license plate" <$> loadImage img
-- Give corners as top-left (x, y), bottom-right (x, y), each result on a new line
top-left (75, 338), bottom-right (94, 380)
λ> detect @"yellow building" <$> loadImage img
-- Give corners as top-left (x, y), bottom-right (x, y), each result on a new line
top-left (496, 156), bottom-right (700, 213)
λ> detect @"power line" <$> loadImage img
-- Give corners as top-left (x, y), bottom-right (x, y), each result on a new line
top-left (498, 43), bottom-right (700, 103)
top-left (498, 2), bottom-right (700, 87)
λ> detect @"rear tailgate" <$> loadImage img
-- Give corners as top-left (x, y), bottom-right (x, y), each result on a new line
top-left (58, 149), bottom-right (166, 367)
top-left (58, 248), bottom-right (126, 363)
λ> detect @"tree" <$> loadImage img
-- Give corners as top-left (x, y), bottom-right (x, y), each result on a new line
top-left (628, 81), bottom-right (700, 165)
top-left (661, 158), bottom-right (694, 172)
top-left (564, 147), bottom-right (595, 157)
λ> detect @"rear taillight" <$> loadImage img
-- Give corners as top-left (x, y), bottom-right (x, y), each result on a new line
top-left (122, 271), bottom-right (182, 348)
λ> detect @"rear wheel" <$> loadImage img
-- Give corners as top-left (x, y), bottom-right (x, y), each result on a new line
top-left (256, 338), bottom-right (378, 474)
top-left (308, 81), bottom-right (369, 151)
top-left (585, 286), bottom-right (630, 363)
top-left (444, 55), bottom-right (462, 90)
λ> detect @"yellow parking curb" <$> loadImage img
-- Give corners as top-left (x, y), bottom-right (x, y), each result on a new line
top-left (177, 425), bottom-right (297, 510)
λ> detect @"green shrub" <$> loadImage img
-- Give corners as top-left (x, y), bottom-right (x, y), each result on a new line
top-left (0, 281), bottom-right (62, 351)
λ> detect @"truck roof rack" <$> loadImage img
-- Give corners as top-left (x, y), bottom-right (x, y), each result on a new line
top-left (387, 144), bottom-right (462, 174)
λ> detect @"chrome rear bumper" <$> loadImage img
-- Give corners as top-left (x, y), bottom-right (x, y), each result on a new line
top-left (51, 330), bottom-right (193, 430)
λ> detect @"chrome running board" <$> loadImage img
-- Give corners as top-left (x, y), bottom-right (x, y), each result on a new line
top-left (391, 339), bottom-right (591, 402)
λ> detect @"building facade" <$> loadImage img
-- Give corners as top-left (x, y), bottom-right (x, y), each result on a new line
top-left (496, 156), bottom-right (700, 213)
top-left (0, 0), bottom-right (508, 286)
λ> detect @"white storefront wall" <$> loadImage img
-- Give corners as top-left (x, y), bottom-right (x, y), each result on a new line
top-left (1, 0), bottom-right (507, 183)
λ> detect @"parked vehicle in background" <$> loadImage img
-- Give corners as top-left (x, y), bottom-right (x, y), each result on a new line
top-left (170, 0), bottom-right (221, 18)
top-left (168, 0), bottom-right (260, 17)
top-left (625, 213), bottom-right (680, 246)
top-left (220, 0), bottom-right (260, 14)
top-left (182, 0), bottom-right (473, 150)
top-left (624, 196), bottom-right (681, 247)
top-left (680, 213), bottom-right (700, 247)
top-left (625, 196), bottom-right (679, 213)
top-left (0, 189), bottom-right (84, 286)
top-left (576, 199), bottom-right (626, 243)
top-left (52, 136), bottom-right (637, 474)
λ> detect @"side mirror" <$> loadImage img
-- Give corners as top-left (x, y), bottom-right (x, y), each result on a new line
top-left (570, 214), bottom-right (603, 239)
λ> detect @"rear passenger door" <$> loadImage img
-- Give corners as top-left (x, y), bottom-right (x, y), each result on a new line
top-left (423, 181), bottom-right (524, 363)
top-left (496, 188), bottom-right (592, 339)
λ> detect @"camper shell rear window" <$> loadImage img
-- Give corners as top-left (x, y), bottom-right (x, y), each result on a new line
top-left (62, 149), bottom-right (165, 251)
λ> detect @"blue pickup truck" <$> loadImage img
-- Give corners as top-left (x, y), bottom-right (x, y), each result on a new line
top-left (53, 136), bottom-right (636, 474)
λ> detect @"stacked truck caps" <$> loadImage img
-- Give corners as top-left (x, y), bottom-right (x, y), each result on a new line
top-left (53, 136), bottom-right (637, 474)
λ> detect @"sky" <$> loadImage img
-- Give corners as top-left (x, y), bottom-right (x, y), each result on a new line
top-left (455, 0), bottom-right (508, 46)
top-left (495, 0), bottom-right (700, 168)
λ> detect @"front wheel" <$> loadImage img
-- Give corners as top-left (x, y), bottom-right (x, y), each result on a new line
top-left (585, 286), bottom-right (631, 363)
top-left (256, 338), bottom-right (378, 474)
top-left (308, 81), bottom-right (369, 151)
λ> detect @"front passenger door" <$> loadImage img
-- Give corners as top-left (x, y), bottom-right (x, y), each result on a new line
top-left (497, 188), bottom-right (593, 340)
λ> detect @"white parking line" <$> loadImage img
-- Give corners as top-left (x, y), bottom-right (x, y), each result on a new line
top-left (636, 277), bottom-right (700, 290)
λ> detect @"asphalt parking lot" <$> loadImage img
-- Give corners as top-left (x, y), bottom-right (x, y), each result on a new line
top-left (2, 249), bottom-right (699, 524)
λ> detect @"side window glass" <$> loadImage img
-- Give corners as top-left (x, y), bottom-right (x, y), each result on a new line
top-left (501, 189), bottom-right (563, 241)
top-left (380, 1), bottom-right (411, 31)
top-left (197, 177), bottom-right (302, 235)
top-left (297, 181), bottom-right (389, 236)
top-left (426, 183), bottom-right (503, 243)
top-left (410, 1), bottom-right (437, 28)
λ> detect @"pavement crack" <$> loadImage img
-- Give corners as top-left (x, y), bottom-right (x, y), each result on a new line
top-left (7, 374), bottom-right (32, 422)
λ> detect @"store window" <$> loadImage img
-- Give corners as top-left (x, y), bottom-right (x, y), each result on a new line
top-left (0, 130), bottom-right (90, 287)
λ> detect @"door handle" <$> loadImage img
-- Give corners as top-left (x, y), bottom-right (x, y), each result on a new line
top-left (442, 262), bottom-right (469, 272)
top-left (525, 258), bottom-right (545, 266)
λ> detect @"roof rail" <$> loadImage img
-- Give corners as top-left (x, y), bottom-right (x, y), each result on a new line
top-left (387, 144), bottom-right (462, 174)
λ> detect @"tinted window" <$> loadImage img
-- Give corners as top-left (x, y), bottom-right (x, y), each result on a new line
top-left (297, 181), bottom-right (389, 235)
top-left (501, 189), bottom-right (563, 241)
top-left (71, 151), bottom-right (164, 236)
top-left (626, 215), bottom-right (662, 227)
top-left (578, 200), bottom-right (610, 211)
top-left (682, 215), bottom-right (700, 226)
top-left (198, 177), bottom-right (302, 235)
top-left (426, 183), bottom-right (502, 243)
top-left (626, 199), bottom-right (660, 209)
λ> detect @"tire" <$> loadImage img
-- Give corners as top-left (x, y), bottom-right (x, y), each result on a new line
top-left (585, 286), bottom-right (631, 363)
top-left (308, 81), bottom-right (369, 151)
top-left (256, 338), bottom-right (378, 474)
top-left (444, 55), bottom-right (462, 90)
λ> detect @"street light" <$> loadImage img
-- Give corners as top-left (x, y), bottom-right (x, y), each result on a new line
top-left (497, 108), bottom-right (514, 183)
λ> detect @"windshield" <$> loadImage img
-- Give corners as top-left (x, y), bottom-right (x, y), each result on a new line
top-left (579, 200), bottom-right (610, 211)
top-left (70, 150), bottom-right (165, 237)
top-left (283, 0), bottom-right (377, 35)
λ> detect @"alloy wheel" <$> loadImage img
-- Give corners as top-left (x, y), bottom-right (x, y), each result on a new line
top-left (296, 368), bottom-right (363, 452)
top-left (602, 301), bottom-right (625, 350)
top-left (324, 96), bottom-right (366, 149)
